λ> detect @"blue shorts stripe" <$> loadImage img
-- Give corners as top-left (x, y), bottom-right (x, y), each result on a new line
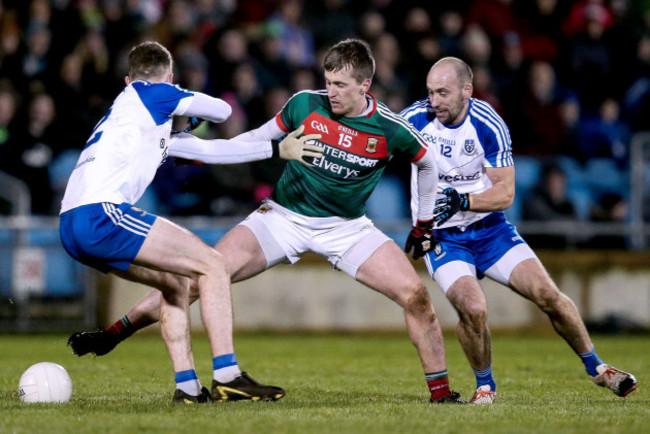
top-left (60, 202), bottom-right (157, 273)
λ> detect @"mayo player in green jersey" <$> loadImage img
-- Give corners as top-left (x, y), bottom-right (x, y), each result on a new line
top-left (67, 39), bottom-right (465, 404)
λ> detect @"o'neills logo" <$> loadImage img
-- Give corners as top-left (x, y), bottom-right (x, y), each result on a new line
top-left (366, 137), bottom-right (379, 153)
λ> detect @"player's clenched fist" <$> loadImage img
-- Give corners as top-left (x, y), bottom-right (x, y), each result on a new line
top-left (404, 219), bottom-right (435, 260)
top-left (273, 125), bottom-right (323, 166)
top-left (434, 187), bottom-right (470, 225)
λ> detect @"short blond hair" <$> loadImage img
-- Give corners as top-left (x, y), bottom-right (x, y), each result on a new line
top-left (128, 41), bottom-right (173, 80)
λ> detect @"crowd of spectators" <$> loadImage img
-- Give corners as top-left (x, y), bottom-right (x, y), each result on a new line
top-left (0, 0), bottom-right (649, 247)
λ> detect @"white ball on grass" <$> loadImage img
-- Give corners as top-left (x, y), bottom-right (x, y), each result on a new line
top-left (18, 362), bottom-right (73, 403)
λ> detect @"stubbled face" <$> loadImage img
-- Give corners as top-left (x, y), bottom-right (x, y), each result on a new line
top-left (324, 66), bottom-right (370, 117)
top-left (426, 63), bottom-right (471, 126)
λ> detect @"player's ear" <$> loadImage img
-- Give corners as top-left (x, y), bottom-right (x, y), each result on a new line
top-left (167, 72), bottom-right (174, 83)
top-left (361, 78), bottom-right (372, 94)
top-left (125, 76), bottom-right (131, 85)
top-left (463, 82), bottom-right (473, 99)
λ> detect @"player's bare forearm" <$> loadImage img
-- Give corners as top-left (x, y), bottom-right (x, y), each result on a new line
top-left (469, 166), bottom-right (515, 211)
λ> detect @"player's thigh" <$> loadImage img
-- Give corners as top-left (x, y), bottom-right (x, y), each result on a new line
top-left (445, 275), bottom-right (487, 317)
top-left (430, 259), bottom-right (477, 295)
top-left (136, 217), bottom-right (224, 279)
top-left (326, 221), bottom-right (390, 277)
top-left (355, 240), bottom-right (424, 305)
top-left (112, 264), bottom-right (191, 296)
top-left (482, 243), bottom-right (536, 286)
top-left (214, 224), bottom-right (268, 282)
top-left (508, 257), bottom-right (559, 302)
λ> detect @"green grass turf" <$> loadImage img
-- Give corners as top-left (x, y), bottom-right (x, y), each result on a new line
top-left (0, 331), bottom-right (647, 433)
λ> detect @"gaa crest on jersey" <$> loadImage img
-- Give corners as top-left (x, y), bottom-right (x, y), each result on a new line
top-left (366, 137), bottom-right (379, 153)
top-left (462, 139), bottom-right (477, 156)
top-left (434, 242), bottom-right (443, 256)
top-left (257, 204), bottom-right (272, 214)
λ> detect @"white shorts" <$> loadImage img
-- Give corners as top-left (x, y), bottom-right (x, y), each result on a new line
top-left (239, 199), bottom-right (390, 278)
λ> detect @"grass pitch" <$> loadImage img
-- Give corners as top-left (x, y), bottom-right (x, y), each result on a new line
top-left (0, 331), bottom-right (647, 433)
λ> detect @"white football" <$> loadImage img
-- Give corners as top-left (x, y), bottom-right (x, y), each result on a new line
top-left (18, 362), bottom-right (73, 403)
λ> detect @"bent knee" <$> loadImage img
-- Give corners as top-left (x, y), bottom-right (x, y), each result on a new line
top-left (457, 300), bottom-right (488, 324)
top-left (531, 284), bottom-right (564, 312)
top-left (161, 274), bottom-right (192, 294)
top-left (402, 281), bottom-right (433, 312)
top-left (191, 247), bottom-right (228, 279)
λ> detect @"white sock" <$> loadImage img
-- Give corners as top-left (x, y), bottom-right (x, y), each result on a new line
top-left (214, 365), bottom-right (241, 383)
top-left (175, 369), bottom-right (202, 396)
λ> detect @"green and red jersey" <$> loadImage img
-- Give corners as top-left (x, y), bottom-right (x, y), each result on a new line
top-left (273, 90), bottom-right (429, 218)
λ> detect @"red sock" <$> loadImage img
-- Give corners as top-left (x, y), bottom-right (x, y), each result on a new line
top-left (105, 315), bottom-right (135, 337)
top-left (106, 322), bottom-right (123, 335)
top-left (427, 376), bottom-right (451, 401)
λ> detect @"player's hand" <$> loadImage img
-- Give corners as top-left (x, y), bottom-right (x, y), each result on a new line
top-left (276, 125), bottom-right (323, 166)
top-left (404, 219), bottom-right (435, 260)
top-left (434, 188), bottom-right (470, 225)
top-left (184, 116), bottom-right (204, 133)
top-left (171, 117), bottom-right (204, 136)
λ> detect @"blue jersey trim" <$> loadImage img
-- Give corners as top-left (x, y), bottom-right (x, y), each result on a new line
top-left (468, 99), bottom-right (512, 167)
top-left (400, 98), bottom-right (434, 132)
top-left (132, 81), bottom-right (193, 125)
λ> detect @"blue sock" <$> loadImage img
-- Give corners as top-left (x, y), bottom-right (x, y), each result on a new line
top-left (474, 365), bottom-right (496, 391)
top-left (213, 353), bottom-right (241, 382)
top-left (175, 369), bottom-right (201, 395)
top-left (579, 347), bottom-right (604, 377)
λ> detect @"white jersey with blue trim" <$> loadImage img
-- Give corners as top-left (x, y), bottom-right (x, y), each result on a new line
top-left (401, 97), bottom-right (513, 229)
top-left (60, 81), bottom-right (194, 213)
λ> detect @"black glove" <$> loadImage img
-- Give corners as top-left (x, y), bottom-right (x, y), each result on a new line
top-left (184, 116), bottom-right (204, 133)
top-left (171, 117), bottom-right (204, 136)
top-left (404, 219), bottom-right (435, 260)
top-left (434, 188), bottom-right (470, 225)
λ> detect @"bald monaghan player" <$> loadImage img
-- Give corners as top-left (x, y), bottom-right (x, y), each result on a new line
top-left (68, 39), bottom-right (465, 404)
top-left (401, 57), bottom-right (637, 404)
top-left (59, 41), bottom-right (322, 404)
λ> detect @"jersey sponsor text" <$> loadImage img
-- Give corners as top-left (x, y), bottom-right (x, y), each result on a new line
top-left (438, 171), bottom-right (481, 183)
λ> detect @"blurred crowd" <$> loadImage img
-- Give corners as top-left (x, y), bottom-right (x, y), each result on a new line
top-left (0, 0), bottom-right (649, 246)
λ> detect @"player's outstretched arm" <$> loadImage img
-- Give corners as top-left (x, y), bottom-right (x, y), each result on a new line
top-left (169, 132), bottom-right (272, 164)
top-left (168, 126), bottom-right (322, 166)
top-left (181, 92), bottom-right (232, 123)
